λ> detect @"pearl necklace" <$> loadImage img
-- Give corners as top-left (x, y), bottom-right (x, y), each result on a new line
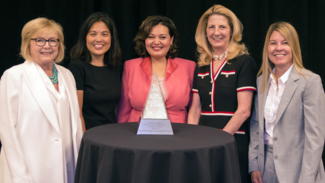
top-left (213, 48), bottom-right (228, 61)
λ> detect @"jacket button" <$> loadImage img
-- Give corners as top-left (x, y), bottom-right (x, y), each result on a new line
top-left (274, 155), bottom-right (278, 159)
top-left (210, 80), bottom-right (213, 83)
top-left (209, 92), bottom-right (212, 95)
top-left (201, 76), bottom-right (204, 79)
top-left (274, 137), bottom-right (278, 141)
top-left (209, 104), bottom-right (212, 107)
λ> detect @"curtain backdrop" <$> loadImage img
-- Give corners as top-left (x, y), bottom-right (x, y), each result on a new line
top-left (1, 0), bottom-right (324, 163)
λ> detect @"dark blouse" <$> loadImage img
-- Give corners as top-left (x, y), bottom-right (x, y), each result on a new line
top-left (68, 59), bottom-right (122, 129)
top-left (192, 54), bottom-right (257, 132)
top-left (192, 54), bottom-right (258, 183)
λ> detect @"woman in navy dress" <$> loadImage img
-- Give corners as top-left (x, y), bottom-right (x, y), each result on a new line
top-left (188, 5), bottom-right (257, 183)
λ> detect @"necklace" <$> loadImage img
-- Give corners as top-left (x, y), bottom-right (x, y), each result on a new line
top-left (213, 48), bottom-right (228, 61)
top-left (49, 64), bottom-right (58, 84)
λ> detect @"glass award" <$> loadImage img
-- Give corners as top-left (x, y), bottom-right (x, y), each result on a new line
top-left (137, 72), bottom-right (174, 135)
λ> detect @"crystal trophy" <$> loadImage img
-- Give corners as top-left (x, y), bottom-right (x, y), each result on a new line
top-left (137, 72), bottom-right (174, 135)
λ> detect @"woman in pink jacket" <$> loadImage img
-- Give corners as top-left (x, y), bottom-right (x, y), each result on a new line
top-left (118, 15), bottom-right (196, 123)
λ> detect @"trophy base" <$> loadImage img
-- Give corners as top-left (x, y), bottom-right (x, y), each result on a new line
top-left (137, 118), bottom-right (174, 135)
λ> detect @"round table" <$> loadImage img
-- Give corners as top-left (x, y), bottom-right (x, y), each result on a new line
top-left (74, 123), bottom-right (241, 183)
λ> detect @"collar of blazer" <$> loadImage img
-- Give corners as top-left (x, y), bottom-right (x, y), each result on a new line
top-left (55, 64), bottom-right (79, 136)
top-left (140, 56), bottom-right (178, 80)
top-left (260, 66), bottom-right (300, 126)
top-left (22, 61), bottom-right (77, 135)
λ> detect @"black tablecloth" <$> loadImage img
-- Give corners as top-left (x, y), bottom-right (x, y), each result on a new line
top-left (74, 123), bottom-right (241, 183)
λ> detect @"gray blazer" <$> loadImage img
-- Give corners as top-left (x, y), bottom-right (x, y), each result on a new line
top-left (249, 67), bottom-right (325, 183)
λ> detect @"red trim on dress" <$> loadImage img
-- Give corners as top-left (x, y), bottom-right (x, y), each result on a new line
top-left (192, 89), bottom-right (198, 93)
top-left (210, 58), bottom-right (228, 112)
top-left (198, 71), bottom-right (209, 75)
top-left (220, 70), bottom-right (235, 74)
top-left (201, 111), bottom-right (234, 116)
top-left (237, 87), bottom-right (257, 92)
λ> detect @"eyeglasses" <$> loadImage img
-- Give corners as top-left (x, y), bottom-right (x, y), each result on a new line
top-left (31, 38), bottom-right (59, 47)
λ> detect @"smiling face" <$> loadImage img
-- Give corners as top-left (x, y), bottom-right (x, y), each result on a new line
top-left (145, 24), bottom-right (173, 60)
top-left (268, 31), bottom-right (293, 70)
top-left (86, 21), bottom-right (111, 61)
top-left (29, 30), bottom-right (59, 68)
top-left (206, 14), bottom-right (231, 55)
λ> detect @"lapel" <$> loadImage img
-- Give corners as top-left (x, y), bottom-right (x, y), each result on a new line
top-left (56, 65), bottom-right (78, 136)
top-left (274, 67), bottom-right (299, 125)
top-left (140, 57), bottom-right (152, 79)
top-left (165, 58), bottom-right (178, 80)
top-left (140, 57), bottom-right (178, 80)
top-left (210, 58), bottom-right (227, 81)
top-left (22, 61), bottom-right (60, 134)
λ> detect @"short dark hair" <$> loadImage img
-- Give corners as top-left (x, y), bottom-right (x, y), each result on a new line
top-left (134, 15), bottom-right (179, 58)
top-left (70, 12), bottom-right (122, 65)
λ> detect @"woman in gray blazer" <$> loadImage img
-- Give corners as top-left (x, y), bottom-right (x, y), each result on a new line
top-left (249, 22), bottom-right (325, 183)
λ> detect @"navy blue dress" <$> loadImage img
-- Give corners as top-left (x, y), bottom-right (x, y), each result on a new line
top-left (192, 54), bottom-right (258, 183)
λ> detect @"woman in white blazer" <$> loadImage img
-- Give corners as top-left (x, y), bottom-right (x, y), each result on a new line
top-left (249, 22), bottom-right (325, 183)
top-left (0, 18), bottom-right (83, 183)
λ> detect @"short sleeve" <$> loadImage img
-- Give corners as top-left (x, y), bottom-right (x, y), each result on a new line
top-left (192, 65), bottom-right (199, 93)
top-left (236, 56), bottom-right (258, 92)
top-left (68, 60), bottom-right (85, 90)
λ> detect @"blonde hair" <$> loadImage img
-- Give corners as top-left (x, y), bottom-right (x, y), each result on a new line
top-left (195, 4), bottom-right (248, 67)
top-left (258, 22), bottom-right (305, 93)
top-left (20, 17), bottom-right (65, 63)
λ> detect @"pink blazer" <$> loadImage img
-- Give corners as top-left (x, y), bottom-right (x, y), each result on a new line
top-left (118, 57), bottom-right (196, 123)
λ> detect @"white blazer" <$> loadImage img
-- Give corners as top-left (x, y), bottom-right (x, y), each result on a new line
top-left (0, 61), bottom-right (83, 183)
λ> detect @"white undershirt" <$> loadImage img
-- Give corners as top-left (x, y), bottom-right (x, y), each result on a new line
top-left (152, 76), bottom-right (168, 101)
top-left (35, 63), bottom-right (75, 183)
top-left (158, 76), bottom-right (168, 101)
top-left (264, 65), bottom-right (293, 145)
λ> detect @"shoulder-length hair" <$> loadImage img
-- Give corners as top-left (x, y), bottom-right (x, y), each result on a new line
top-left (20, 17), bottom-right (65, 63)
top-left (258, 22), bottom-right (305, 93)
top-left (70, 12), bottom-right (122, 65)
top-left (134, 15), bottom-right (179, 58)
top-left (195, 4), bottom-right (248, 67)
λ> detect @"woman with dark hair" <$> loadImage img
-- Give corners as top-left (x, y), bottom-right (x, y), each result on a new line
top-left (118, 15), bottom-right (196, 123)
top-left (68, 12), bottom-right (122, 131)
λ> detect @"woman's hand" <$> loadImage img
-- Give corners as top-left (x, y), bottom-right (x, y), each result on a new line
top-left (251, 171), bottom-right (263, 183)
top-left (223, 90), bottom-right (253, 135)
